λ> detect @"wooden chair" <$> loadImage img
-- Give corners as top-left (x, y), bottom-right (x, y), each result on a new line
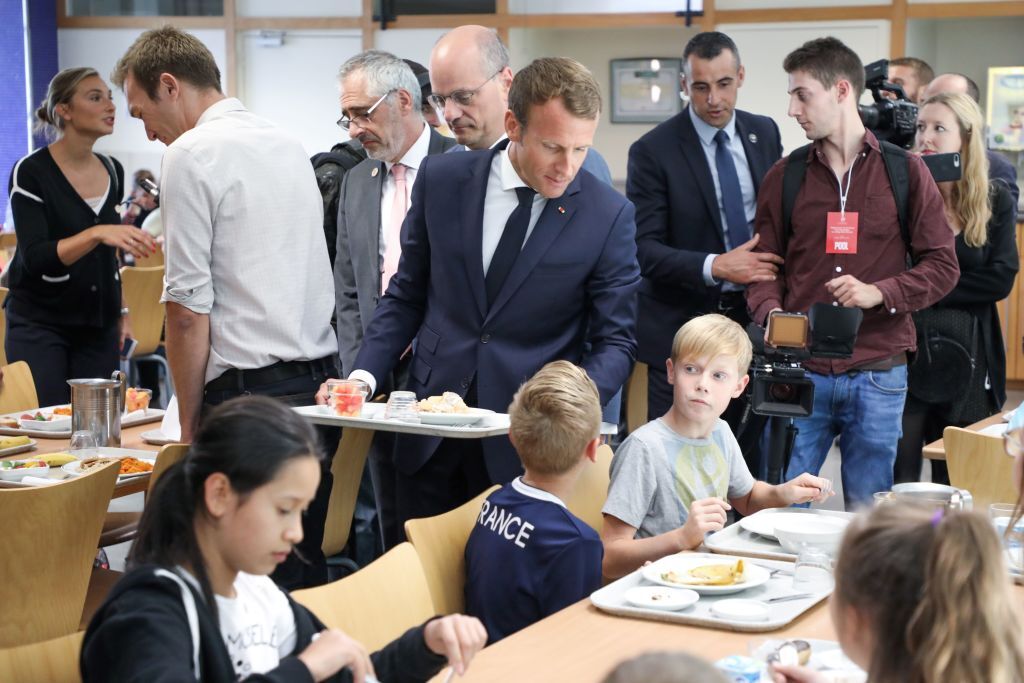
top-left (944, 425), bottom-right (1020, 510)
top-left (134, 245), bottom-right (164, 268)
top-left (625, 362), bottom-right (649, 435)
top-left (0, 287), bottom-right (8, 367)
top-left (99, 443), bottom-right (190, 547)
top-left (0, 460), bottom-right (119, 647)
top-left (0, 361), bottom-right (39, 415)
top-left (322, 427), bottom-right (375, 559)
top-left (404, 486), bottom-right (498, 615)
top-left (120, 266), bottom-right (173, 406)
top-left (565, 444), bottom-right (614, 535)
top-left (0, 630), bottom-right (83, 683)
top-left (292, 542), bottom-right (435, 652)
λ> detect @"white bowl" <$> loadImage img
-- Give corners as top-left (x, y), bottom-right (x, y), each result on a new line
top-left (18, 415), bottom-right (71, 432)
top-left (772, 516), bottom-right (849, 554)
top-left (624, 585), bottom-right (699, 611)
top-left (0, 460), bottom-right (49, 481)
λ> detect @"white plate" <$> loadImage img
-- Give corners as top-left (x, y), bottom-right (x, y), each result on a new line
top-left (0, 438), bottom-right (37, 458)
top-left (417, 407), bottom-right (494, 426)
top-left (19, 415), bottom-right (72, 432)
top-left (738, 511), bottom-right (801, 539)
top-left (0, 459), bottom-right (48, 481)
top-left (63, 454), bottom-right (156, 481)
top-left (141, 429), bottom-right (179, 446)
top-left (641, 555), bottom-right (771, 595)
top-left (623, 586), bottom-right (700, 611)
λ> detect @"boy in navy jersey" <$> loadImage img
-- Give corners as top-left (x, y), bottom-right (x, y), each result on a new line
top-left (600, 314), bottom-right (833, 579)
top-left (464, 361), bottom-right (603, 643)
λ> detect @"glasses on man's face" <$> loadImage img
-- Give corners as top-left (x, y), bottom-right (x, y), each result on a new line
top-left (1007, 428), bottom-right (1024, 459)
top-left (426, 69), bottom-right (502, 111)
top-left (337, 90), bottom-right (394, 131)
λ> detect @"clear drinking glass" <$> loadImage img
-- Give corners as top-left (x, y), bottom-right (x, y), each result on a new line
top-left (793, 546), bottom-right (834, 590)
top-left (70, 430), bottom-right (98, 453)
top-left (384, 391), bottom-right (421, 423)
top-left (990, 503), bottom-right (1023, 572)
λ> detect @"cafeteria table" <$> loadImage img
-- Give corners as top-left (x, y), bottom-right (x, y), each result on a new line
top-left (428, 583), bottom-right (1024, 682)
top-left (923, 411), bottom-right (1007, 461)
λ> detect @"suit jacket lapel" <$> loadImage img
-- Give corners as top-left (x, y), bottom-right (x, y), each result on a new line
top-left (677, 108), bottom-right (724, 243)
top-left (735, 114), bottom-right (767, 193)
top-left (484, 174), bottom-right (579, 323)
top-left (356, 161), bottom-right (385, 293)
top-left (462, 150), bottom-right (495, 320)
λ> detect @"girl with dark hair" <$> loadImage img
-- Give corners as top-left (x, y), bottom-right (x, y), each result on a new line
top-left (770, 503), bottom-right (1024, 683)
top-left (81, 395), bottom-right (486, 682)
top-left (7, 67), bottom-right (158, 405)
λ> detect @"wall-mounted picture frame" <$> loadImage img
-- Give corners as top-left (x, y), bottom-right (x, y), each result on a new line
top-left (610, 58), bottom-right (682, 124)
top-left (986, 66), bottom-right (1024, 151)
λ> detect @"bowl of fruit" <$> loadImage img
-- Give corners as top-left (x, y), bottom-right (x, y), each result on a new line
top-left (0, 459), bottom-right (49, 481)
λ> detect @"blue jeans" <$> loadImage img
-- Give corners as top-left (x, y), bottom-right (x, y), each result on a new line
top-left (785, 366), bottom-right (907, 509)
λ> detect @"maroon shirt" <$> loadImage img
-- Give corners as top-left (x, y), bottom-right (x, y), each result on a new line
top-left (746, 130), bottom-right (959, 375)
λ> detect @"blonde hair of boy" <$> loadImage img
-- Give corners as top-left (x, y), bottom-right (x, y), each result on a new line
top-left (601, 651), bottom-right (727, 683)
top-left (508, 361), bottom-right (601, 476)
top-left (670, 313), bottom-right (753, 375)
top-left (835, 503), bottom-right (1024, 683)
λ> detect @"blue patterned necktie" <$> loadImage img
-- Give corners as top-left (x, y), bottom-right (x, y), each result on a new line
top-left (714, 128), bottom-right (750, 249)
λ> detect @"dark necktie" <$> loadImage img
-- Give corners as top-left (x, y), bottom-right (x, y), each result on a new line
top-left (486, 186), bottom-right (536, 306)
top-left (714, 128), bottom-right (750, 249)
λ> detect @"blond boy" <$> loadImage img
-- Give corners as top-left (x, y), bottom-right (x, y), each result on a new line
top-left (601, 314), bottom-right (830, 579)
top-left (464, 361), bottom-right (603, 643)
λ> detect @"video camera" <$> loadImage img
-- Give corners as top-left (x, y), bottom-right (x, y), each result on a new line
top-left (857, 59), bottom-right (919, 149)
top-left (747, 304), bottom-right (863, 419)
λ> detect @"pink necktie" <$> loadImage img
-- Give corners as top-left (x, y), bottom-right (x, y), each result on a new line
top-left (382, 163), bottom-right (408, 293)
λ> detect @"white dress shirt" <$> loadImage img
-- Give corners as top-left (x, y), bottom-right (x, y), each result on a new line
top-left (160, 98), bottom-right (337, 383)
top-left (379, 122), bottom-right (431, 261)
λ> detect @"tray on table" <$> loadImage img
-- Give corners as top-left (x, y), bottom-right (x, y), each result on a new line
top-left (705, 508), bottom-right (855, 562)
top-left (590, 553), bottom-right (832, 632)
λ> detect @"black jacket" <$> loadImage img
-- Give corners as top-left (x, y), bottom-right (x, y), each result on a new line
top-left (80, 565), bottom-right (447, 683)
top-left (6, 147), bottom-right (123, 328)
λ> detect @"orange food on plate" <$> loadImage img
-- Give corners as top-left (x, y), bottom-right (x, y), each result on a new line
top-left (119, 457), bottom-right (154, 474)
top-left (52, 406), bottom-right (73, 416)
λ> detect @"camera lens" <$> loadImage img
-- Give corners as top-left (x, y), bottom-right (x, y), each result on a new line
top-left (769, 383), bottom-right (797, 402)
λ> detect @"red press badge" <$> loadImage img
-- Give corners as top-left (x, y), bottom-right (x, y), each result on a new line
top-left (826, 212), bottom-right (858, 254)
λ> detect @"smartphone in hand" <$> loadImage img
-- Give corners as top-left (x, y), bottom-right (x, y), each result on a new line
top-left (120, 336), bottom-right (138, 359)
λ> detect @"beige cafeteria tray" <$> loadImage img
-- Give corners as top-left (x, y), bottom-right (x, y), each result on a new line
top-left (590, 553), bottom-right (831, 633)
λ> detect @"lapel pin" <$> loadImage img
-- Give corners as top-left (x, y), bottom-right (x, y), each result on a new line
top-left (748, 133), bottom-right (758, 144)
top-left (558, 206), bottom-right (566, 214)
top-left (371, 167), bottom-right (379, 177)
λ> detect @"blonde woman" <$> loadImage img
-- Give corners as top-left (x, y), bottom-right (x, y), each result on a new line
top-left (6, 67), bottom-right (157, 404)
top-left (894, 92), bottom-right (1018, 485)
top-left (771, 503), bottom-right (1024, 683)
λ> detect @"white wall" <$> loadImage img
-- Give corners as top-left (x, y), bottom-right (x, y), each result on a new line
top-left (722, 20), bottom-right (891, 154)
top-left (57, 28), bottom-right (226, 185)
top-left (374, 28), bottom-right (447, 67)
top-left (237, 0), bottom-right (359, 16)
top-left (237, 29), bottom-right (363, 156)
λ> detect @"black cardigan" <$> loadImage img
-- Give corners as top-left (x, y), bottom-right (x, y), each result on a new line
top-left (934, 183), bottom-right (1019, 409)
top-left (80, 565), bottom-right (448, 683)
top-left (6, 147), bottom-right (123, 328)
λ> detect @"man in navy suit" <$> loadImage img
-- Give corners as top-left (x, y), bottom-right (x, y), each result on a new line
top-left (627, 32), bottom-right (783, 462)
top-left (334, 57), bottom-right (640, 527)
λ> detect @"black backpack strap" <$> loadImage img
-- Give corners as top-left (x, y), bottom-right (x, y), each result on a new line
top-left (781, 143), bottom-right (812, 255)
top-left (97, 153), bottom-right (120, 203)
top-left (877, 141), bottom-right (912, 262)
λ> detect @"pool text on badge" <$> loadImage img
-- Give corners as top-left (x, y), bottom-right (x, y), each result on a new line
top-left (826, 211), bottom-right (858, 254)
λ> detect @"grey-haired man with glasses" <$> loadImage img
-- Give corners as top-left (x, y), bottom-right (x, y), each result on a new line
top-left (333, 50), bottom-right (457, 548)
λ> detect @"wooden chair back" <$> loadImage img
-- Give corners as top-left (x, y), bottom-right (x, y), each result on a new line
top-left (322, 427), bottom-right (374, 556)
top-left (404, 485), bottom-right (498, 615)
top-left (134, 246), bottom-right (164, 268)
top-left (0, 460), bottom-right (119, 647)
top-left (0, 361), bottom-right (39, 415)
top-left (565, 444), bottom-right (614, 534)
top-left (944, 426), bottom-right (1020, 509)
top-left (625, 362), bottom-right (649, 435)
top-left (0, 630), bottom-right (83, 683)
top-left (147, 443), bottom-right (189, 496)
top-left (119, 266), bottom-right (165, 356)
top-left (292, 542), bottom-right (434, 651)
top-left (0, 287), bottom-right (8, 367)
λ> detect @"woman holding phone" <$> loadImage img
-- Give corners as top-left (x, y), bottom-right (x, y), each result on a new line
top-left (894, 91), bottom-right (1018, 484)
top-left (6, 67), bottom-right (157, 404)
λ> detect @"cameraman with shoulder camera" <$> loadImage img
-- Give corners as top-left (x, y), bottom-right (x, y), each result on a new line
top-left (746, 37), bottom-right (959, 508)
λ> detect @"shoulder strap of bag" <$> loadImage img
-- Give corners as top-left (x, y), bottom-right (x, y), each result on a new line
top-left (877, 141), bottom-right (912, 262)
top-left (781, 143), bottom-right (812, 256)
top-left (97, 154), bottom-right (120, 203)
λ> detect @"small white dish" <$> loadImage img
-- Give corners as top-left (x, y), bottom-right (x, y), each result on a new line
top-left (772, 516), bottom-right (849, 554)
top-left (18, 415), bottom-right (71, 432)
top-left (624, 585), bottom-right (699, 611)
top-left (738, 510), bottom-right (796, 539)
top-left (710, 598), bottom-right (770, 622)
top-left (641, 555), bottom-right (771, 595)
top-left (417, 407), bottom-right (494, 426)
top-left (140, 429), bottom-right (177, 446)
top-left (0, 460), bottom-right (49, 481)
